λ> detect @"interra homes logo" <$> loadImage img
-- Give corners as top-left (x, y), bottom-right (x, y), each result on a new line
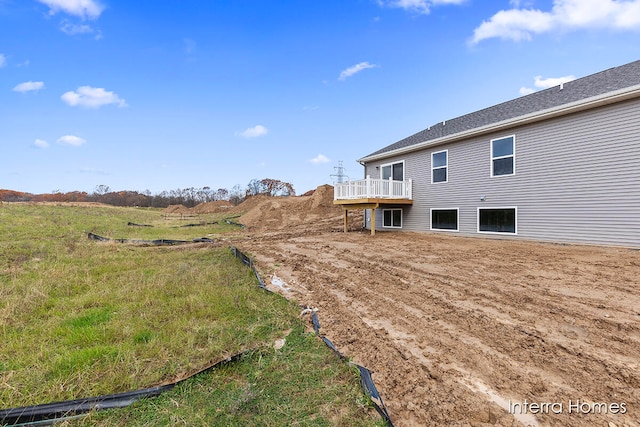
top-left (509, 399), bottom-right (627, 415)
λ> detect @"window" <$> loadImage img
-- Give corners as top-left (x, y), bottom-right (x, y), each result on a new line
top-left (431, 150), bottom-right (448, 183)
top-left (478, 207), bottom-right (517, 234)
top-left (431, 208), bottom-right (458, 231)
top-left (383, 209), bottom-right (402, 228)
top-left (381, 161), bottom-right (404, 181)
top-left (491, 136), bottom-right (515, 177)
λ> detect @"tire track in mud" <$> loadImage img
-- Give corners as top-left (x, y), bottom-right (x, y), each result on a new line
top-left (246, 243), bottom-right (512, 425)
top-left (240, 231), bottom-right (640, 427)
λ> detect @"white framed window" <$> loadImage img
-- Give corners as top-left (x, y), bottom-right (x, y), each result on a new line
top-left (430, 208), bottom-right (458, 231)
top-left (477, 207), bottom-right (517, 234)
top-left (381, 160), bottom-right (404, 181)
top-left (491, 136), bottom-right (515, 177)
top-left (431, 150), bottom-right (448, 183)
top-left (382, 209), bottom-right (402, 228)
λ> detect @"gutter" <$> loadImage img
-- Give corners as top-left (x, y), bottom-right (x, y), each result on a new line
top-left (358, 84), bottom-right (640, 163)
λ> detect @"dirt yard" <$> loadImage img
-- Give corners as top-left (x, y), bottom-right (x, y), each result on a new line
top-left (228, 187), bottom-right (640, 427)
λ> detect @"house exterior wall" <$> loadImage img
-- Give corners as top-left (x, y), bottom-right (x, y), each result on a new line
top-left (363, 98), bottom-right (640, 247)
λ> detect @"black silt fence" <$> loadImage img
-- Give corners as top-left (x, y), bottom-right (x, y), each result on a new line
top-left (230, 247), bottom-right (268, 290)
top-left (87, 232), bottom-right (214, 245)
top-left (224, 219), bottom-right (245, 228)
top-left (127, 222), bottom-right (153, 227)
top-left (0, 352), bottom-right (248, 426)
top-left (230, 247), bottom-right (393, 427)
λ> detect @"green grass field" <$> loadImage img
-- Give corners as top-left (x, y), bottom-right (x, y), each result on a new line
top-left (0, 203), bottom-right (383, 426)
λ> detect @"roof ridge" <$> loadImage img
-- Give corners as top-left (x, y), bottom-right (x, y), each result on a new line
top-left (363, 59), bottom-right (640, 160)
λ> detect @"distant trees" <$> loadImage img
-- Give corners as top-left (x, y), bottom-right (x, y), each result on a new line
top-left (214, 188), bottom-right (229, 201)
top-left (0, 178), bottom-right (297, 208)
top-left (0, 190), bottom-right (32, 202)
top-left (245, 178), bottom-right (295, 197)
top-left (228, 185), bottom-right (244, 206)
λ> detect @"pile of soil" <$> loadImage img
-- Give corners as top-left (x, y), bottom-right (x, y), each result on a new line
top-left (228, 194), bottom-right (271, 215)
top-left (236, 185), bottom-right (362, 233)
top-left (163, 184), bottom-right (362, 232)
top-left (191, 200), bottom-right (234, 214)
top-left (164, 204), bottom-right (192, 215)
top-left (171, 185), bottom-right (362, 232)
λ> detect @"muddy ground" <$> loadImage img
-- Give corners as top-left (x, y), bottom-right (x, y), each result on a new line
top-left (234, 222), bottom-right (640, 426)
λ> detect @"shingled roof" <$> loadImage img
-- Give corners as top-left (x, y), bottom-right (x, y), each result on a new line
top-left (361, 59), bottom-right (640, 161)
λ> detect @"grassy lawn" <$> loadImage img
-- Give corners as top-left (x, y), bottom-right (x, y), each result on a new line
top-left (0, 204), bottom-right (382, 426)
top-left (67, 323), bottom-right (382, 427)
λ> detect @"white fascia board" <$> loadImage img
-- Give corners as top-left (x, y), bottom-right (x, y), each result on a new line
top-left (358, 84), bottom-right (640, 164)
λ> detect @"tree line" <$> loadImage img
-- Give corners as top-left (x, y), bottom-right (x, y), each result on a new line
top-left (0, 178), bottom-right (296, 208)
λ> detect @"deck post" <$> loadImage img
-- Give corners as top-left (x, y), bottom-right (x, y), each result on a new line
top-left (343, 208), bottom-right (348, 232)
top-left (371, 207), bottom-right (376, 236)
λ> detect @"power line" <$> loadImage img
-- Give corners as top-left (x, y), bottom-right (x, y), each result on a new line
top-left (330, 160), bottom-right (349, 183)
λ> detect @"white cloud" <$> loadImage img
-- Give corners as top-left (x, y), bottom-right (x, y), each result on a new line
top-left (519, 74), bottom-right (576, 95)
top-left (471, 9), bottom-right (554, 43)
top-left (34, 138), bottom-right (49, 148)
top-left (471, 0), bottom-right (640, 44)
top-left (534, 74), bottom-right (576, 88)
top-left (13, 81), bottom-right (45, 93)
top-left (310, 154), bottom-right (330, 164)
top-left (61, 86), bottom-right (127, 108)
top-left (238, 125), bottom-right (268, 138)
top-left (37, 0), bottom-right (104, 19)
top-left (519, 87), bottom-right (536, 95)
top-left (377, 0), bottom-right (466, 14)
top-left (60, 22), bottom-right (94, 35)
top-left (339, 62), bottom-right (379, 81)
top-left (57, 135), bottom-right (86, 146)
top-left (0, 53), bottom-right (6, 68)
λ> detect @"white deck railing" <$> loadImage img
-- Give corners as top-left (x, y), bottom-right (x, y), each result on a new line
top-left (334, 176), bottom-right (413, 200)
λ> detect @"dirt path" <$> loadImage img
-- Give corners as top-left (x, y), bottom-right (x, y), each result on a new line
top-left (237, 229), bottom-right (640, 426)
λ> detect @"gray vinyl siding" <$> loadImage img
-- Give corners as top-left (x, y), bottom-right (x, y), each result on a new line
top-left (364, 98), bottom-right (640, 247)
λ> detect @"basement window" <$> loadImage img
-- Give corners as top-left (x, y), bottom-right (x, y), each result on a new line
top-left (431, 150), bottom-right (448, 183)
top-left (478, 207), bottom-right (517, 234)
top-left (430, 208), bottom-right (458, 231)
top-left (491, 136), bottom-right (515, 177)
top-left (383, 209), bottom-right (402, 228)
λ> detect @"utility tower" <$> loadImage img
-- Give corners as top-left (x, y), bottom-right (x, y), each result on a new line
top-left (330, 160), bottom-right (349, 183)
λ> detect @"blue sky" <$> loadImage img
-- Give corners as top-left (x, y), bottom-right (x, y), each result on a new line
top-left (2, 0), bottom-right (639, 195)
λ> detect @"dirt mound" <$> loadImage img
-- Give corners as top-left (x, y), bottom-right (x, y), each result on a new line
top-left (309, 184), bottom-right (334, 210)
top-left (228, 194), bottom-right (270, 215)
top-left (164, 204), bottom-right (191, 214)
top-left (191, 200), bottom-right (234, 214)
top-left (161, 185), bottom-right (362, 232)
top-left (237, 185), bottom-right (362, 232)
